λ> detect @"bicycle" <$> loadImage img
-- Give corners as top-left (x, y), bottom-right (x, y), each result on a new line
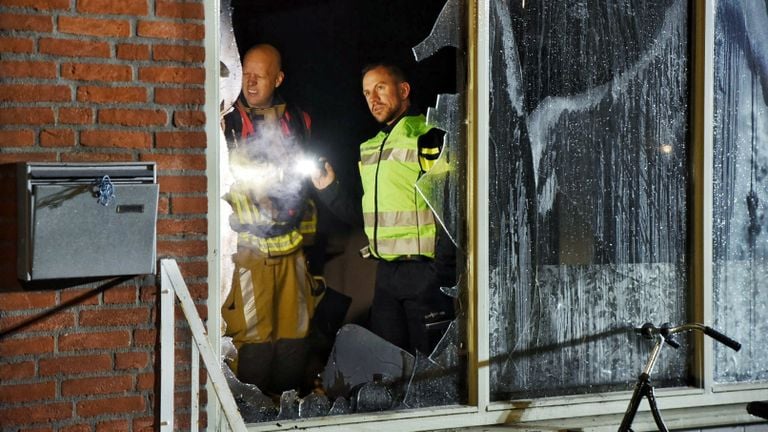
top-left (619, 322), bottom-right (742, 432)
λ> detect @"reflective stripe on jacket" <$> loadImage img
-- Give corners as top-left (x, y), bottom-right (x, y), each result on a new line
top-left (359, 114), bottom-right (437, 260)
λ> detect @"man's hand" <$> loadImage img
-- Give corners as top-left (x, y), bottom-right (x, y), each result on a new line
top-left (310, 158), bottom-right (336, 190)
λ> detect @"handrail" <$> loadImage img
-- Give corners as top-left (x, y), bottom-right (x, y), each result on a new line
top-left (160, 259), bottom-right (247, 432)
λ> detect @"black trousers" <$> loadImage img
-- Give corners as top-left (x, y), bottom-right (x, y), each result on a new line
top-left (370, 260), bottom-right (455, 355)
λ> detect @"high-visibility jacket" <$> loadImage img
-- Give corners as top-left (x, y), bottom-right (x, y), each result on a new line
top-left (224, 98), bottom-right (316, 256)
top-left (359, 114), bottom-right (437, 261)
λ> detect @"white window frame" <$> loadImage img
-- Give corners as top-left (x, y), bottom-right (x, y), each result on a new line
top-left (203, 1), bottom-right (768, 430)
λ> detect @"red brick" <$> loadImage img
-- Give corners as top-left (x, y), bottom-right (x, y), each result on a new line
top-left (59, 287), bottom-right (101, 306)
top-left (2, 0), bottom-right (69, 10)
top-left (0, 310), bottom-right (75, 333)
top-left (39, 38), bottom-right (110, 58)
top-left (172, 110), bottom-right (205, 128)
top-left (79, 307), bottom-right (150, 327)
top-left (0, 13), bottom-right (53, 32)
top-left (136, 372), bottom-right (154, 391)
top-left (133, 329), bottom-right (156, 347)
top-left (0, 129), bottom-right (34, 147)
top-left (156, 1), bottom-right (204, 19)
top-left (61, 375), bottom-right (133, 397)
top-left (115, 351), bottom-right (149, 370)
top-left (60, 425), bottom-right (91, 432)
top-left (133, 416), bottom-right (154, 432)
top-left (0, 84), bottom-right (71, 103)
top-left (0, 361), bottom-right (35, 381)
top-left (155, 88), bottom-right (205, 105)
top-left (139, 66), bottom-right (205, 84)
top-left (0, 382), bottom-right (56, 403)
top-left (156, 218), bottom-right (206, 236)
top-left (0, 402), bottom-right (71, 426)
top-left (19, 425), bottom-right (55, 432)
top-left (102, 286), bottom-right (137, 304)
top-left (62, 63), bottom-right (132, 82)
top-left (139, 285), bottom-right (158, 303)
top-left (154, 44), bottom-right (205, 63)
top-left (59, 330), bottom-right (131, 351)
top-left (98, 109), bottom-right (167, 127)
top-left (0, 152), bottom-right (57, 164)
top-left (0, 107), bottom-right (55, 125)
top-left (159, 175), bottom-right (207, 193)
top-left (96, 419), bottom-right (130, 432)
top-left (77, 0), bottom-right (148, 16)
top-left (59, 107), bottom-right (93, 124)
top-left (80, 130), bottom-right (151, 149)
top-left (140, 153), bottom-right (205, 171)
top-left (0, 37), bottom-right (34, 53)
top-left (40, 128), bottom-right (76, 147)
top-left (137, 21), bottom-right (203, 41)
top-left (0, 291), bottom-right (56, 310)
top-left (39, 354), bottom-right (112, 376)
top-left (117, 43), bottom-right (150, 61)
top-left (0, 60), bottom-right (56, 78)
top-left (59, 16), bottom-right (130, 37)
top-left (186, 283), bottom-right (208, 301)
top-left (155, 131), bottom-right (206, 148)
top-left (157, 239), bottom-right (207, 256)
top-left (77, 86), bottom-right (147, 104)
top-left (61, 152), bottom-right (134, 163)
top-left (177, 260), bottom-right (207, 279)
top-left (158, 196), bottom-right (170, 215)
top-left (0, 335), bottom-right (54, 356)
top-left (76, 396), bottom-right (145, 417)
top-left (170, 196), bottom-right (206, 214)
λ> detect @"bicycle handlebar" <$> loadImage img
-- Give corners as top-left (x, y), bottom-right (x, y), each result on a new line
top-left (635, 322), bottom-right (741, 351)
top-left (702, 326), bottom-right (742, 351)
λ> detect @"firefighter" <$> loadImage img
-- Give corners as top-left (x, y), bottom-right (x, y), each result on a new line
top-left (221, 43), bottom-right (318, 394)
top-left (311, 63), bottom-right (456, 355)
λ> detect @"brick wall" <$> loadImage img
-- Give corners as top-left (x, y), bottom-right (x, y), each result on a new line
top-left (0, 0), bottom-right (209, 430)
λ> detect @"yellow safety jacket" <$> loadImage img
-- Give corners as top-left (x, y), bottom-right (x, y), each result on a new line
top-left (226, 189), bottom-right (317, 256)
top-left (359, 114), bottom-right (437, 261)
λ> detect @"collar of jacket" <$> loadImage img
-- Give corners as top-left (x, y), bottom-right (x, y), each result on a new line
top-left (380, 106), bottom-right (421, 134)
top-left (236, 93), bottom-right (287, 120)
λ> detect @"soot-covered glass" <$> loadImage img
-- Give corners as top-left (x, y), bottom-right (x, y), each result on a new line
top-left (712, 0), bottom-right (768, 384)
top-left (488, 0), bottom-right (691, 400)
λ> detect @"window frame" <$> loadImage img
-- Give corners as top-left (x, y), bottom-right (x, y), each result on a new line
top-left (203, 1), bottom-right (768, 430)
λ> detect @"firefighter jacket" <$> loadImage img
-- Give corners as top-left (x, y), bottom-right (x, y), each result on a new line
top-left (222, 95), bottom-right (317, 256)
top-left (359, 114), bottom-right (439, 261)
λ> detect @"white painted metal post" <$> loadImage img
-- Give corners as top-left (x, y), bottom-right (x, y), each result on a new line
top-left (160, 259), bottom-right (247, 432)
top-left (191, 342), bottom-right (200, 432)
top-left (160, 265), bottom-right (175, 432)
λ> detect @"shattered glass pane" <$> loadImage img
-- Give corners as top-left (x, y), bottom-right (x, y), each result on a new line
top-left (328, 397), bottom-right (351, 416)
top-left (488, 0), bottom-right (691, 400)
top-left (712, 0), bottom-right (768, 384)
top-left (218, 0), bottom-right (240, 324)
top-left (298, 393), bottom-right (331, 418)
top-left (276, 390), bottom-right (299, 420)
top-left (413, 0), bottom-right (464, 61)
top-left (354, 376), bottom-right (395, 412)
top-left (320, 324), bottom-right (415, 401)
top-left (222, 360), bottom-right (278, 423)
top-left (219, 0), bottom-right (467, 423)
top-left (402, 320), bottom-right (463, 408)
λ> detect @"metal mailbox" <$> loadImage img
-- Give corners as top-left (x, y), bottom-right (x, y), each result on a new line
top-left (17, 162), bottom-right (159, 281)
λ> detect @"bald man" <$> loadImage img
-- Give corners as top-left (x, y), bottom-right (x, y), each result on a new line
top-left (221, 44), bottom-right (318, 395)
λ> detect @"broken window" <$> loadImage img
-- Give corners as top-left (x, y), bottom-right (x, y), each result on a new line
top-left (488, 0), bottom-right (692, 400)
top-left (712, 0), bottom-right (768, 384)
top-left (218, 0), bottom-right (468, 422)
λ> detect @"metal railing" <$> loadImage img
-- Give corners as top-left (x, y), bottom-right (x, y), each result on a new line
top-left (159, 259), bottom-right (247, 432)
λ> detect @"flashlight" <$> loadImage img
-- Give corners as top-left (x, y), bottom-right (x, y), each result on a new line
top-left (295, 155), bottom-right (324, 177)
